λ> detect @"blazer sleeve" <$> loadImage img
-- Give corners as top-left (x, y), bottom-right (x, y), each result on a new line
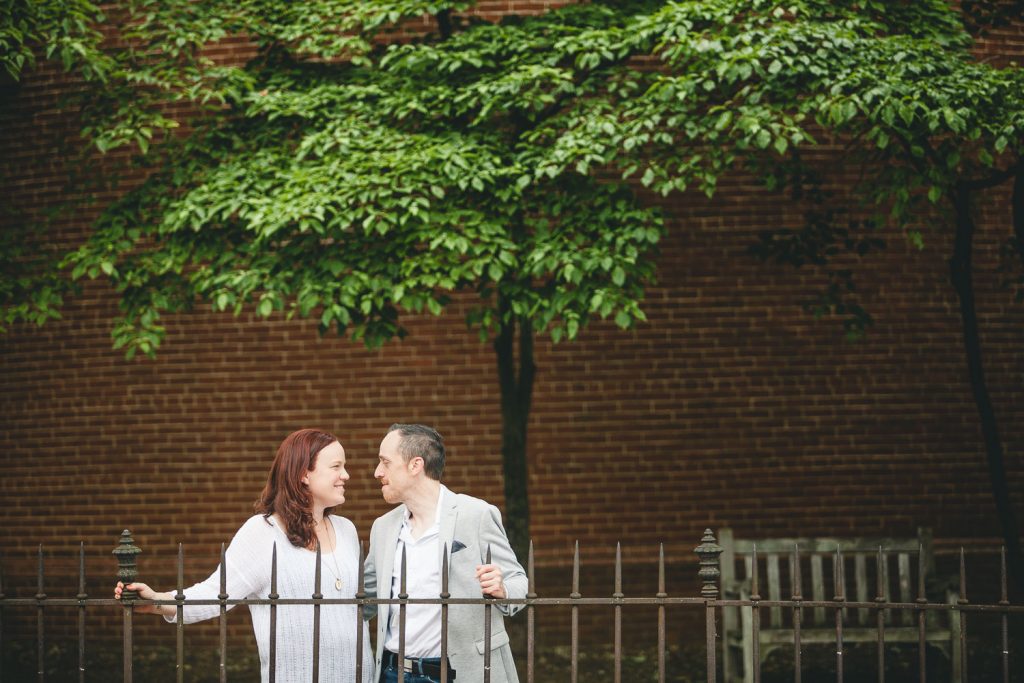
top-left (478, 503), bottom-right (527, 617)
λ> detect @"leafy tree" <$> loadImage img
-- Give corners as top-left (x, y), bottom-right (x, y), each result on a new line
top-left (3, 0), bottom-right (1022, 585)
top-left (961, 0), bottom-right (1024, 35)
top-left (0, 0), bottom-right (110, 332)
top-left (1, 0), bottom-right (106, 81)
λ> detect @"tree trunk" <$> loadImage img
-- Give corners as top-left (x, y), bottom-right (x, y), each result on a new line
top-left (950, 183), bottom-right (1024, 595)
top-left (493, 296), bottom-right (535, 562)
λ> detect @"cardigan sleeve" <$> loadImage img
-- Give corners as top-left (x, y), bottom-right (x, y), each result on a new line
top-left (164, 515), bottom-right (275, 625)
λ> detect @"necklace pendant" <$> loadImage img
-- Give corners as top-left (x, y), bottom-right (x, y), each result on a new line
top-left (335, 578), bottom-right (343, 591)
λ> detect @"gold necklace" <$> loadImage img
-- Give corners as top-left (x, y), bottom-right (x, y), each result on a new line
top-left (320, 518), bottom-right (344, 591)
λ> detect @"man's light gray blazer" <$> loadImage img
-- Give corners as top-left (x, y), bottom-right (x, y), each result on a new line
top-left (363, 490), bottom-right (527, 683)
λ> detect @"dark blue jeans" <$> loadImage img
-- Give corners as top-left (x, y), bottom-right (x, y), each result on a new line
top-left (379, 665), bottom-right (440, 683)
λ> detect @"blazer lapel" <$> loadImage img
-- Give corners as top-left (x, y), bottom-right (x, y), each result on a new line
top-left (378, 507), bottom-right (404, 628)
top-left (439, 489), bottom-right (459, 571)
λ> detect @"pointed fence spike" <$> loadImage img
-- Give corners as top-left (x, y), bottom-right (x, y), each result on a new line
top-left (878, 546), bottom-right (888, 602)
top-left (751, 542), bottom-right (761, 601)
top-left (314, 539), bottom-right (322, 597)
top-left (270, 543), bottom-right (278, 597)
top-left (793, 542), bottom-right (803, 600)
top-left (400, 544), bottom-right (408, 597)
top-left (658, 543), bottom-right (667, 598)
top-left (917, 543), bottom-right (926, 602)
top-left (177, 543), bottom-right (185, 599)
top-left (834, 545), bottom-right (846, 601)
top-left (357, 540), bottom-right (365, 595)
top-left (37, 543), bottom-right (45, 599)
top-left (571, 541), bottom-right (581, 598)
top-left (614, 542), bottom-right (623, 598)
top-left (441, 542), bottom-right (450, 597)
top-left (219, 543), bottom-right (228, 599)
top-left (958, 547), bottom-right (967, 604)
top-left (527, 539), bottom-right (535, 597)
top-left (78, 542), bottom-right (87, 598)
top-left (1000, 545), bottom-right (1008, 605)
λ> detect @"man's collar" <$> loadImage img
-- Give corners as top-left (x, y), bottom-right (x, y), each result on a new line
top-left (402, 483), bottom-right (448, 529)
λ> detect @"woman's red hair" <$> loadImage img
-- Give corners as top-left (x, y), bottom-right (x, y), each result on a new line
top-left (255, 428), bottom-right (338, 549)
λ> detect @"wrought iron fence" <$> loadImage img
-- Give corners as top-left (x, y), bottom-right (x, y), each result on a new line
top-left (0, 528), bottom-right (1018, 683)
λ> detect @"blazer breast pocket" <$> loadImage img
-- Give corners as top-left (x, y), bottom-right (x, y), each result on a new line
top-left (449, 540), bottom-right (477, 561)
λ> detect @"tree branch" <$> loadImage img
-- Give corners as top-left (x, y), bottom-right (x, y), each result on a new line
top-left (1013, 162), bottom-right (1024, 254)
top-left (437, 9), bottom-right (452, 41)
top-left (961, 160), bottom-right (1021, 191)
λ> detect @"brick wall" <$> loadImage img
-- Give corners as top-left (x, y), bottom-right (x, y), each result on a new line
top-left (1, 0), bottom-right (1022, 643)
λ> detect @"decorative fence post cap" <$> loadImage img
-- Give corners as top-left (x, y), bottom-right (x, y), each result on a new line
top-left (695, 528), bottom-right (723, 599)
top-left (113, 529), bottom-right (142, 600)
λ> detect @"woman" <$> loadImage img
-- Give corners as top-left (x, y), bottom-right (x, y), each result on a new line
top-left (115, 429), bottom-right (371, 683)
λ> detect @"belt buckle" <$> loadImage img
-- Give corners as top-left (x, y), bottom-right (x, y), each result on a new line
top-left (401, 657), bottom-right (414, 674)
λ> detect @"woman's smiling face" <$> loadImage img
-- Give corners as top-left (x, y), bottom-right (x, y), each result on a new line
top-left (303, 440), bottom-right (349, 509)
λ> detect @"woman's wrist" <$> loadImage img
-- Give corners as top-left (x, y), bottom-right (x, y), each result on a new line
top-left (158, 591), bottom-right (175, 616)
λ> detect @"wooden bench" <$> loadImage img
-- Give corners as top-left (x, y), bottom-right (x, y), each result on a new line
top-left (719, 528), bottom-right (960, 683)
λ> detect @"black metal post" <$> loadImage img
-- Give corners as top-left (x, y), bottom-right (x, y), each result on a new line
top-left (527, 540), bottom-right (536, 683)
top-left (696, 529), bottom-right (722, 683)
top-left (176, 543), bottom-right (184, 683)
top-left (77, 543), bottom-right (86, 683)
top-left (112, 530), bottom-right (140, 683)
top-left (218, 543), bottom-right (227, 683)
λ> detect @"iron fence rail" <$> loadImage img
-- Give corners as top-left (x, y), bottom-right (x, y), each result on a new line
top-left (0, 529), bottom-right (1015, 683)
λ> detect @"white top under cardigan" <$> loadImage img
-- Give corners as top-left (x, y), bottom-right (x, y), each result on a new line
top-left (165, 513), bottom-right (371, 683)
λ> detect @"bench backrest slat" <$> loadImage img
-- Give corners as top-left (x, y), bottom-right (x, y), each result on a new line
top-left (766, 554), bottom-right (782, 627)
top-left (881, 550), bottom-right (892, 625)
top-left (898, 552), bottom-right (913, 625)
top-left (719, 528), bottom-right (934, 629)
top-left (810, 554), bottom-right (826, 624)
top-left (855, 554), bottom-right (869, 625)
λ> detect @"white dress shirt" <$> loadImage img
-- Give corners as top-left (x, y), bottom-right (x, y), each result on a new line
top-left (384, 485), bottom-right (448, 657)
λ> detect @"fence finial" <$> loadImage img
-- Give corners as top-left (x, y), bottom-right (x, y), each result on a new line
top-left (695, 528), bottom-right (722, 599)
top-left (112, 529), bottom-right (141, 600)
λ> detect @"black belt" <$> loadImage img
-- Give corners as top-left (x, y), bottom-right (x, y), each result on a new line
top-left (383, 650), bottom-right (456, 681)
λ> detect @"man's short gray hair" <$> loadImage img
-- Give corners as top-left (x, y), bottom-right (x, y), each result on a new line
top-left (387, 423), bottom-right (445, 480)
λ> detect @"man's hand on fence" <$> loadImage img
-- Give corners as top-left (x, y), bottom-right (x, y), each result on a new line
top-left (115, 581), bottom-right (172, 616)
top-left (475, 563), bottom-right (506, 599)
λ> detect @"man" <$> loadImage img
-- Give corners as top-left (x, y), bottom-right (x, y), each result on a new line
top-left (364, 424), bottom-right (526, 683)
